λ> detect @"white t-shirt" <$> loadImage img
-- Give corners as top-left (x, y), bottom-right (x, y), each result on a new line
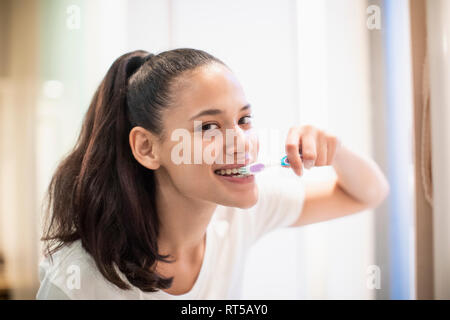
top-left (36, 167), bottom-right (306, 300)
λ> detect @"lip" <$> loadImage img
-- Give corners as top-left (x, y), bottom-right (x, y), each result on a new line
top-left (214, 173), bottom-right (255, 184)
top-left (213, 160), bottom-right (252, 171)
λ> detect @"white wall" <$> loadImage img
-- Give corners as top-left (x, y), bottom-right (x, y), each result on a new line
top-left (295, 0), bottom-right (375, 299)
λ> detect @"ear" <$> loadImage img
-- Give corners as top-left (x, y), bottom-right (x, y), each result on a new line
top-left (129, 126), bottom-right (161, 170)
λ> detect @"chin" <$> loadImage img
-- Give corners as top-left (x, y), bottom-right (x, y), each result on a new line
top-left (233, 192), bottom-right (259, 209)
top-left (213, 193), bottom-right (258, 209)
top-left (210, 184), bottom-right (259, 208)
top-left (236, 200), bottom-right (258, 209)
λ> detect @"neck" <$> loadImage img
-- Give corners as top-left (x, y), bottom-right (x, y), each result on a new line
top-left (154, 170), bottom-right (217, 260)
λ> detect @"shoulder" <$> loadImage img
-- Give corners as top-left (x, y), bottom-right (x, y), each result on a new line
top-left (36, 240), bottom-right (140, 299)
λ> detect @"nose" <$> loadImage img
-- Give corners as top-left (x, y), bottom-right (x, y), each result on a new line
top-left (225, 126), bottom-right (252, 163)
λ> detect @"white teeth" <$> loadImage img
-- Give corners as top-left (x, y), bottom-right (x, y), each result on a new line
top-left (214, 168), bottom-right (252, 177)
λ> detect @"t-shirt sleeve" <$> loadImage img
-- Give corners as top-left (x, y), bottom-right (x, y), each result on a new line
top-left (249, 167), bottom-right (306, 243)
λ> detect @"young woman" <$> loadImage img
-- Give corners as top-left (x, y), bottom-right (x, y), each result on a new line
top-left (36, 49), bottom-right (389, 299)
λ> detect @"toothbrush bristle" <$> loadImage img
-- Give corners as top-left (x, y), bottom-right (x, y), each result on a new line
top-left (237, 167), bottom-right (250, 175)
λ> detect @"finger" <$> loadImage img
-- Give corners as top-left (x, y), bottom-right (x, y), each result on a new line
top-left (301, 133), bottom-right (317, 170)
top-left (285, 127), bottom-right (303, 176)
top-left (326, 136), bottom-right (338, 165)
top-left (315, 134), bottom-right (328, 166)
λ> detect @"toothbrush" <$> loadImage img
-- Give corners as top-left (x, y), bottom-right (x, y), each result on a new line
top-left (237, 152), bottom-right (303, 176)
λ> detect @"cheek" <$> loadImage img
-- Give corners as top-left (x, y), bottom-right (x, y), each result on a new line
top-left (167, 163), bottom-right (213, 197)
top-left (255, 137), bottom-right (259, 155)
top-left (202, 139), bottom-right (219, 161)
top-left (201, 133), bottom-right (227, 164)
top-left (247, 131), bottom-right (259, 159)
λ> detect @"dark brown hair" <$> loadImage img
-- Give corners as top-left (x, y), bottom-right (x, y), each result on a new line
top-left (41, 49), bottom-right (225, 292)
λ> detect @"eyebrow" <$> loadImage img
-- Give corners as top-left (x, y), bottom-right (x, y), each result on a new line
top-left (189, 104), bottom-right (251, 120)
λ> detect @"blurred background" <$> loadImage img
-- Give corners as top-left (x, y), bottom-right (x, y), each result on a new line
top-left (0, 0), bottom-right (449, 299)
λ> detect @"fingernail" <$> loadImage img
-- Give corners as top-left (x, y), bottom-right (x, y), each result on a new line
top-left (304, 160), bottom-right (314, 169)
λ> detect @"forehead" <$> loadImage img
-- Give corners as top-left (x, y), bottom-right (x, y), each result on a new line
top-left (171, 63), bottom-right (247, 113)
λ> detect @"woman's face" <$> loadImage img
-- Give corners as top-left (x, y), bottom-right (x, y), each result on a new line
top-left (156, 63), bottom-right (259, 209)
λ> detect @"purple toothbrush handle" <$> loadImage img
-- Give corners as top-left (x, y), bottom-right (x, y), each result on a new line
top-left (249, 163), bottom-right (265, 173)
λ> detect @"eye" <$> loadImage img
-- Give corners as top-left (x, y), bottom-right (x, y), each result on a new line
top-left (238, 114), bottom-right (253, 125)
top-left (201, 123), bottom-right (219, 131)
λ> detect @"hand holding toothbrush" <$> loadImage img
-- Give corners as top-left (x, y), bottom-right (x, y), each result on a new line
top-left (283, 125), bottom-right (342, 176)
top-left (238, 125), bottom-right (342, 177)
